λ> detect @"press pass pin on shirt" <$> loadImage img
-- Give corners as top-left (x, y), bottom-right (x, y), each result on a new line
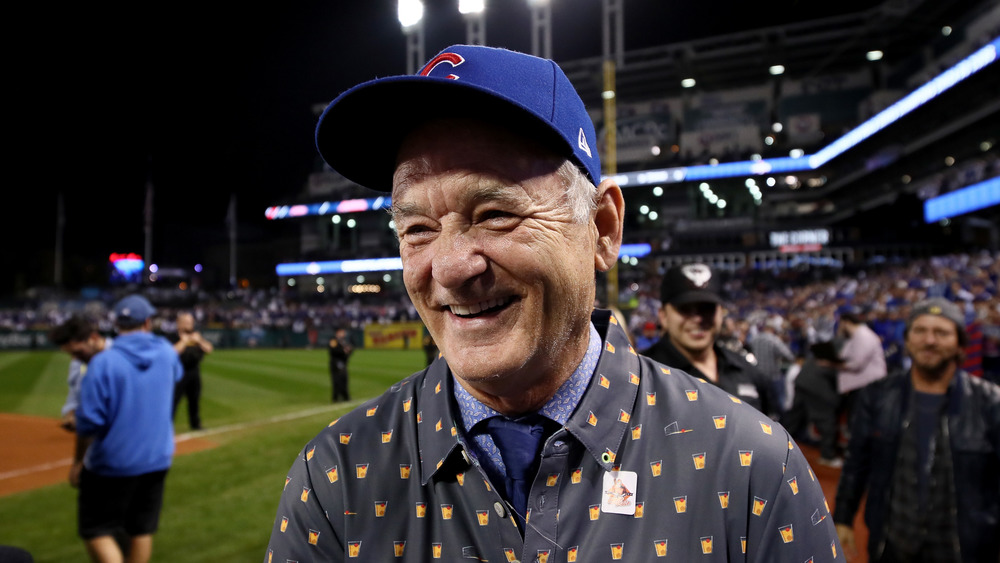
top-left (601, 470), bottom-right (638, 515)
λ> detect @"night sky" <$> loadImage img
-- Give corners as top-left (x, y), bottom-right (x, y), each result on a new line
top-left (6, 1), bottom-right (874, 296)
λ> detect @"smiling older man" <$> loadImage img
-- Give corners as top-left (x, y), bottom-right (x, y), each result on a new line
top-left (266, 44), bottom-right (840, 562)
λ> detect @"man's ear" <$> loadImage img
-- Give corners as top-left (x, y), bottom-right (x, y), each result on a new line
top-left (657, 304), bottom-right (670, 331)
top-left (593, 178), bottom-right (625, 273)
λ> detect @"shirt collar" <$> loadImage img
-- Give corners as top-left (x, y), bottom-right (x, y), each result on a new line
top-left (452, 322), bottom-right (601, 431)
top-left (417, 311), bottom-right (639, 483)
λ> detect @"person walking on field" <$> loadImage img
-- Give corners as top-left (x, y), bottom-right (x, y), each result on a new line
top-left (74, 295), bottom-right (182, 563)
top-left (48, 315), bottom-right (113, 433)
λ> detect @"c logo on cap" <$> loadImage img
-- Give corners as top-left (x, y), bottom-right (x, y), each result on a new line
top-left (419, 53), bottom-right (465, 79)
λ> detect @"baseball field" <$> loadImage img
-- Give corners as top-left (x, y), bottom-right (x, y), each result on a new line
top-left (0, 347), bottom-right (426, 562)
top-left (1, 347), bottom-right (861, 562)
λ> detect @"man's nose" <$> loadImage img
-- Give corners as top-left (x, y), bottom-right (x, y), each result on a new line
top-left (431, 230), bottom-right (488, 289)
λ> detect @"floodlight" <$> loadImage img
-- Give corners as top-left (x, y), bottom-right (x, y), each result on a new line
top-left (398, 0), bottom-right (424, 28)
top-left (459, 0), bottom-right (485, 14)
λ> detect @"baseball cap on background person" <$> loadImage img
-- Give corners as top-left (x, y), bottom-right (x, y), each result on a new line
top-left (906, 297), bottom-right (968, 346)
top-left (314, 44), bottom-right (601, 192)
top-left (660, 263), bottom-right (722, 306)
top-left (112, 295), bottom-right (156, 325)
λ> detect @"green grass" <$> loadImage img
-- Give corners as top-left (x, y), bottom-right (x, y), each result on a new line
top-left (0, 348), bottom-right (426, 562)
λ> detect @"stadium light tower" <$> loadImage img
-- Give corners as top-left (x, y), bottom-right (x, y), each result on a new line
top-left (602, 0), bottom-right (624, 68)
top-left (601, 0), bottom-right (624, 307)
top-left (459, 0), bottom-right (486, 46)
top-left (527, 0), bottom-right (551, 59)
top-left (399, 0), bottom-right (425, 74)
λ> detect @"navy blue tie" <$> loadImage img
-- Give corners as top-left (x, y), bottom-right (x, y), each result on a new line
top-left (484, 415), bottom-right (550, 517)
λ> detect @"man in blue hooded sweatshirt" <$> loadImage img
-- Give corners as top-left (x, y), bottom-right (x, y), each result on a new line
top-left (74, 294), bottom-right (183, 563)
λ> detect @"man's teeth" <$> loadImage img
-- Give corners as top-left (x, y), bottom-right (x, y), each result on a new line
top-left (451, 298), bottom-right (507, 316)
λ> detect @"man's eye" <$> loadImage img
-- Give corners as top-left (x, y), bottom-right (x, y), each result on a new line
top-left (400, 224), bottom-right (434, 238)
top-left (479, 210), bottom-right (517, 223)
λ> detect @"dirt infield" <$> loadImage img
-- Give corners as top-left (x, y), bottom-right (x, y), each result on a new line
top-left (0, 413), bottom-right (218, 497)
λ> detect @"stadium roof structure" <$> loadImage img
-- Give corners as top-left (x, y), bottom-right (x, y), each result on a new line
top-left (560, 0), bottom-right (994, 106)
top-left (273, 0), bottom-right (998, 279)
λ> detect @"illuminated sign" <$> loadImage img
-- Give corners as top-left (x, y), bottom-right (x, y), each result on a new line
top-left (769, 229), bottom-right (830, 249)
top-left (109, 253), bottom-right (145, 284)
top-left (620, 243), bottom-right (652, 258)
top-left (924, 176), bottom-right (1000, 222)
top-left (265, 196), bottom-right (391, 220)
top-left (276, 257), bottom-right (403, 276)
top-left (778, 244), bottom-right (823, 254)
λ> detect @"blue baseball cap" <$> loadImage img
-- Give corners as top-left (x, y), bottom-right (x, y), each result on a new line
top-left (315, 44), bottom-right (601, 192)
top-left (113, 294), bottom-right (156, 323)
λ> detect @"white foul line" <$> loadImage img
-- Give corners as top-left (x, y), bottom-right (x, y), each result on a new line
top-left (0, 401), bottom-right (362, 483)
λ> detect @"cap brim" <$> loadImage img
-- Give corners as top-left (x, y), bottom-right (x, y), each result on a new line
top-left (667, 291), bottom-right (723, 306)
top-left (315, 76), bottom-right (577, 192)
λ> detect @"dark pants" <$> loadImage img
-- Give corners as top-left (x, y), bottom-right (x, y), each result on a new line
top-left (798, 389), bottom-right (840, 459)
top-left (875, 540), bottom-right (959, 563)
top-left (173, 372), bottom-right (202, 430)
top-left (331, 364), bottom-right (349, 402)
top-left (0, 546), bottom-right (34, 562)
top-left (78, 469), bottom-right (168, 539)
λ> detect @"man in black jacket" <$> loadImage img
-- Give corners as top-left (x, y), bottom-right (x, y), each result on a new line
top-left (833, 297), bottom-right (1000, 563)
top-left (643, 263), bottom-right (776, 418)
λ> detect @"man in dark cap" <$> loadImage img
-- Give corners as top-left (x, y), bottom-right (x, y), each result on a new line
top-left (834, 297), bottom-right (1000, 563)
top-left (267, 45), bottom-right (838, 562)
top-left (643, 263), bottom-right (776, 417)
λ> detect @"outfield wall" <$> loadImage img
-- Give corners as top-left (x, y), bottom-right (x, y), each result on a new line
top-left (0, 324), bottom-right (426, 351)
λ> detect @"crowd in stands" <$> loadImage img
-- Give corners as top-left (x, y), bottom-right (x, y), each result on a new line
top-left (0, 287), bottom-right (419, 336)
top-left (625, 250), bottom-right (1000, 382)
top-left (2, 250), bottom-right (998, 382)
